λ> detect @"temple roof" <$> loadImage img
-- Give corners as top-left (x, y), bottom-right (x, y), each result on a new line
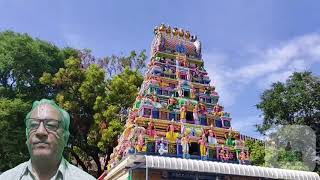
top-left (152, 24), bottom-right (202, 60)
top-left (105, 155), bottom-right (320, 180)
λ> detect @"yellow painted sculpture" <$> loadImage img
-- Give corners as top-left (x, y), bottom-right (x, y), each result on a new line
top-left (198, 133), bottom-right (207, 160)
top-left (180, 105), bottom-right (187, 122)
top-left (213, 103), bottom-right (224, 117)
top-left (136, 133), bottom-right (147, 152)
top-left (166, 121), bottom-right (179, 142)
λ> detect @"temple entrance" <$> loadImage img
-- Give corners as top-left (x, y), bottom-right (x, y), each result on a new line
top-left (189, 142), bottom-right (200, 156)
top-left (183, 90), bottom-right (190, 98)
top-left (186, 111), bottom-right (194, 123)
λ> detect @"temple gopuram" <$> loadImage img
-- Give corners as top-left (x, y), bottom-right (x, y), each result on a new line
top-left (101, 24), bottom-right (320, 180)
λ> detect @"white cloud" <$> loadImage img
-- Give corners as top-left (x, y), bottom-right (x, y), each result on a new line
top-left (204, 32), bottom-right (320, 107)
top-left (235, 33), bottom-right (320, 83)
top-left (232, 115), bottom-right (264, 139)
top-left (203, 52), bottom-right (238, 107)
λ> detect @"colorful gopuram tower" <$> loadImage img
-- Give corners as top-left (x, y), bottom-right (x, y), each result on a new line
top-left (102, 24), bottom-right (320, 180)
top-left (106, 23), bottom-right (250, 169)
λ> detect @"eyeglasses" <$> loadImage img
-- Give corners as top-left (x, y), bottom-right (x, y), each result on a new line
top-left (27, 118), bottom-right (62, 133)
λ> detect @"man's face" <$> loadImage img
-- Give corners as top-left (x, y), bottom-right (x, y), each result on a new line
top-left (26, 104), bottom-right (65, 160)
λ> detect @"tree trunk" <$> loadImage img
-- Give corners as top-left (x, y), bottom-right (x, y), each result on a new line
top-left (70, 149), bottom-right (88, 172)
top-left (91, 152), bottom-right (102, 176)
top-left (105, 145), bottom-right (113, 168)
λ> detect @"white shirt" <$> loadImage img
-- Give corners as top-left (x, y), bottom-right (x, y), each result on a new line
top-left (0, 158), bottom-right (96, 180)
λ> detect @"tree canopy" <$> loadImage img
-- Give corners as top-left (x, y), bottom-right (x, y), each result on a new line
top-left (40, 50), bottom-right (146, 176)
top-left (245, 140), bottom-right (265, 166)
top-left (256, 71), bottom-right (320, 172)
top-left (0, 30), bottom-right (147, 176)
top-left (257, 72), bottom-right (320, 132)
top-left (0, 98), bottom-right (30, 170)
top-left (0, 31), bottom-right (77, 172)
top-left (0, 31), bottom-right (77, 100)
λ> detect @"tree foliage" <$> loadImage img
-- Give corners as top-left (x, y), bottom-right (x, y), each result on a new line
top-left (88, 68), bottom-right (144, 156)
top-left (40, 57), bottom-right (106, 175)
top-left (257, 72), bottom-right (320, 132)
top-left (246, 138), bottom-right (311, 171)
top-left (245, 140), bottom-right (265, 166)
top-left (256, 71), bottom-right (320, 172)
top-left (0, 31), bottom-right (76, 172)
top-left (40, 51), bottom-right (146, 176)
top-left (0, 98), bottom-right (30, 170)
top-left (0, 30), bottom-right (147, 176)
top-left (0, 31), bottom-right (77, 100)
top-left (264, 147), bottom-right (309, 171)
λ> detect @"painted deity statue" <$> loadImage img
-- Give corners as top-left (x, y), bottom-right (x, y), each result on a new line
top-left (204, 86), bottom-right (211, 95)
top-left (213, 103), bottom-right (224, 117)
top-left (166, 121), bottom-right (179, 142)
top-left (180, 105), bottom-right (187, 123)
top-left (179, 55), bottom-right (188, 67)
top-left (127, 141), bottom-right (135, 154)
top-left (246, 151), bottom-right (250, 161)
top-left (136, 133), bottom-right (146, 152)
top-left (163, 64), bottom-right (173, 75)
top-left (118, 144), bottom-right (126, 157)
top-left (191, 127), bottom-right (196, 136)
top-left (219, 148), bottom-right (227, 161)
top-left (198, 99), bottom-right (207, 115)
top-left (225, 129), bottom-right (236, 147)
top-left (168, 95), bottom-right (176, 111)
top-left (129, 110), bottom-right (137, 124)
top-left (181, 133), bottom-right (190, 158)
top-left (198, 133), bottom-right (207, 160)
top-left (134, 95), bottom-right (143, 109)
top-left (208, 129), bottom-right (217, 146)
top-left (158, 138), bottom-right (168, 155)
top-left (225, 151), bottom-right (230, 161)
top-left (193, 105), bottom-right (199, 125)
top-left (159, 79), bottom-right (169, 88)
top-left (151, 91), bottom-right (158, 102)
top-left (239, 150), bottom-right (247, 164)
top-left (147, 120), bottom-right (156, 138)
top-left (190, 87), bottom-right (196, 99)
top-left (210, 86), bottom-right (218, 96)
top-left (180, 119), bottom-right (186, 135)
top-left (177, 81), bottom-right (183, 97)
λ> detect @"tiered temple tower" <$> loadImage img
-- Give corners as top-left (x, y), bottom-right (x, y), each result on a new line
top-left (101, 24), bottom-right (320, 180)
top-left (107, 24), bottom-right (251, 171)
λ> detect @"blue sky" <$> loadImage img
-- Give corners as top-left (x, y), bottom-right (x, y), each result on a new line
top-left (1, 0), bottom-right (320, 139)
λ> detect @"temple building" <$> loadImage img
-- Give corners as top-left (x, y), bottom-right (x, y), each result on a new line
top-left (101, 24), bottom-right (320, 180)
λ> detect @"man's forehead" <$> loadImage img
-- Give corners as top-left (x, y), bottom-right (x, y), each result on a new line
top-left (30, 103), bottom-right (60, 120)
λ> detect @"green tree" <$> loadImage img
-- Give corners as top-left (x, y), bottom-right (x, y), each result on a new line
top-left (263, 147), bottom-right (309, 171)
top-left (245, 138), bottom-right (310, 170)
top-left (0, 31), bottom-right (77, 100)
top-left (256, 71), bottom-right (320, 172)
top-left (88, 67), bottom-right (144, 167)
top-left (0, 98), bottom-right (30, 170)
top-left (0, 31), bottom-right (77, 172)
top-left (245, 140), bottom-right (265, 166)
top-left (40, 52), bottom-right (146, 176)
top-left (40, 57), bottom-right (106, 175)
top-left (0, 30), bottom-right (147, 175)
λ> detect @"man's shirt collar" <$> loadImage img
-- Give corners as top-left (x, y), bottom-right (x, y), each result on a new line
top-left (21, 158), bottom-right (67, 180)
